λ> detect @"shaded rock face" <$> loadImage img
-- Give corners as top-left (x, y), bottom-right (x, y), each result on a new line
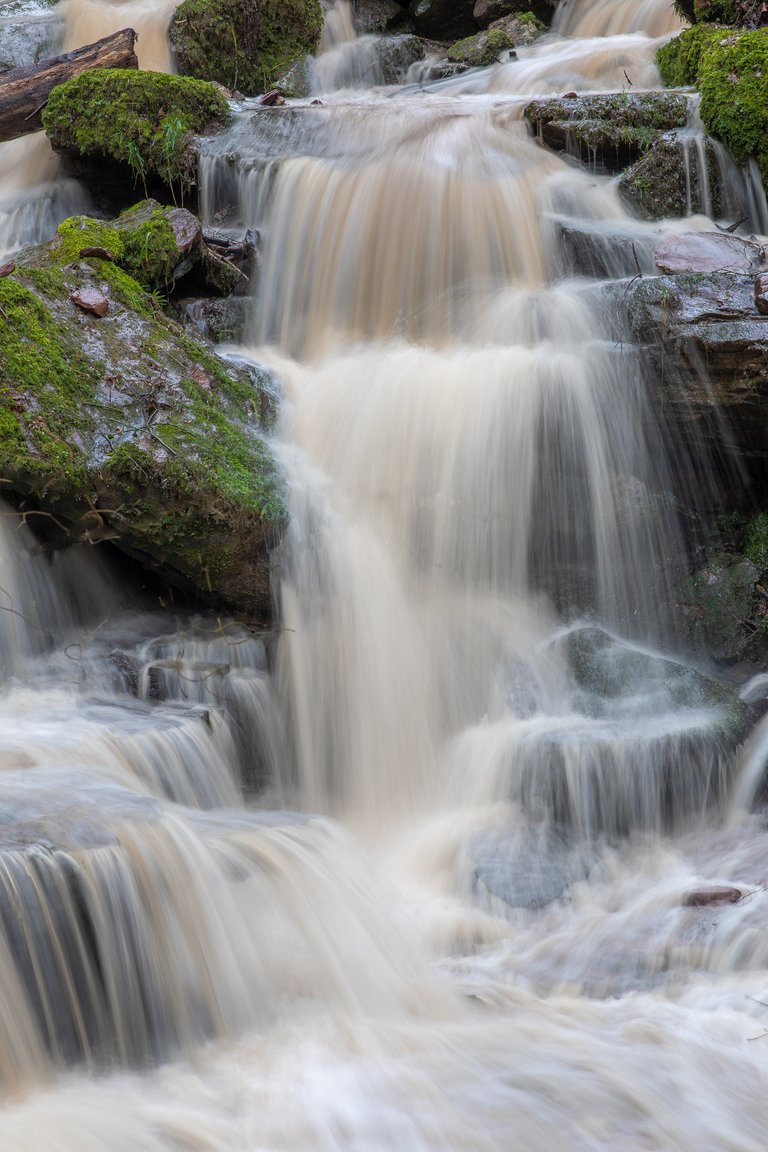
top-left (170, 0), bottom-right (324, 95)
top-left (409, 0), bottom-right (476, 39)
top-left (618, 133), bottom-right (722, 221)
top-left (524, 92), bottom-right (690, 173)
top-left (0, 226), bottom-right (285, 622)
top-left (353, 0), bottom-right (412, 33)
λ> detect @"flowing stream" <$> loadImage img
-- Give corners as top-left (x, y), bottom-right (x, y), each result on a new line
top-left (2, 0), bottom-right (768, 1148)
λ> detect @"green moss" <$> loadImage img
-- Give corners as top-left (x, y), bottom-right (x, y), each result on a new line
top-left (170, 0), bottom-right (323, 95)
top-left (54, 216), bottom-right (125, 263)
top-left (516, 11), bottom-right (546, 31)
top-left (657, 23), bottom-right (733, 86)
top-left (746, 512), bottom-right (768, 572)
top-left (42, 69), bottom-right (230, 198)
top-left (0, 278), bottom-right (100, 491)
top-left (116, 203), bottom-right (181, 287)
top-left (448, 28), bottom-right (514, 65)
top-left (698, 28), bottom-right (768, 183)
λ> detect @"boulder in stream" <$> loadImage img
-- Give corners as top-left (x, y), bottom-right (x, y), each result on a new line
top-left (0, 220), bottom-right (285, 622)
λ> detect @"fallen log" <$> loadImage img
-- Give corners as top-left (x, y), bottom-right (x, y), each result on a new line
top-left (0, 28), bottom-right (138, 144)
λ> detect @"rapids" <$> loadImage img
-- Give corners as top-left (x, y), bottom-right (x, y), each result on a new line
top-left (2, 0), bottom-right (768, 1149)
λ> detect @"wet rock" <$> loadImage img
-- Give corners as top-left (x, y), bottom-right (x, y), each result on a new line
top-left (70, 287), bottom-right (109, 317)
top-left (275, 56), bottom-right (313, 98)
top-left (376, 33), bottom-right (427, 80)
top-left (756, 271), bottom-right (768, 314)
top-left (682, 885), bottom-right (742, 907)
top-left (173, 295), bottom-right (250, 343)
top-left (259, 89), bottom-right (285, 106)
top-left (447, 27), bottom-right (514, 64)
top-left (551, 218), bottom-right (656, 280)
top-left (618, 133), bottom-right (722, 221)
top-left (608, 271), bottom-right (768, 506)
top-left (1, 226), bottom-right (285, 622)
top-left (524, 91), bottom-right (690, 173)
top-left (654, 231), bottom-right (765, 275)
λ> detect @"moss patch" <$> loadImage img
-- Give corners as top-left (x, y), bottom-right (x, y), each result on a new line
top-left (170, 0), bottom-right (323, 95)
top-left (656, 23), bottom-right (734, 87)
top-left (42, 69), bottom-right (230, 200)
top-left (447, 28), bottom-right (514, 65)
top-left (698, 28), bottom-right (768, 183)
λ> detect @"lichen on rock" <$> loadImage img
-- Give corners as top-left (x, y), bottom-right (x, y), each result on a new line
top-left (169, 0), bottom-right (324, 95)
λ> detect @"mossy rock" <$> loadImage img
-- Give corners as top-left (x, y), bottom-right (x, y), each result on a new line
top-left (656, 23), bottom-right (733, 87)
top-left (698, 28), bottom-right (768, 184)
top-left (673, 0), bottom-right (738, 22)
top-left (170, 0), bottom-right (323, 95)
top-left (0, 232), bottom-right (285, 621)
top-left (618, 132), bottom-right (721, 219)
top-left (42, 69), bottom-right (230, 205)
top-left (447, 27), bottom-right (514, 65)
top-left (487, 11), bottom-right (546, 43)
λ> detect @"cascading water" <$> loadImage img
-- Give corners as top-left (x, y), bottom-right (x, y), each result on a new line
top-left (4, 1), bottom-right (768, 1149)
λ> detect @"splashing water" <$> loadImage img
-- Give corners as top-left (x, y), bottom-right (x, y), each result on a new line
top-left (3, 0), bottom-right (768, 1148)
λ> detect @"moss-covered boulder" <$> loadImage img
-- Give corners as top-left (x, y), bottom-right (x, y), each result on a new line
top-left (169, 0), bottom-right (323, 95)
top-left (656, 23), bottom-right (733, 86)
top-left (0, 232), bottom-right (284, 622)
top-left (698, 28), bottom-right (768, 184)
top-left (524, 91), bottom-right (690, 172)
top-left (42, 69), bottom-right (230, 207)
top-left (447, 27), bottom-right (514, 64)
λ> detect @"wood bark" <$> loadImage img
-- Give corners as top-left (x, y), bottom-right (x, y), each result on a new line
top-left (0, 28), bottom-right (138, 144)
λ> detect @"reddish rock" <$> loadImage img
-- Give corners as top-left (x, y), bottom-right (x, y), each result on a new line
top-left (0, 261), bottom-right (15, 279)
top-left (756, 271), bottom-right (768, 315)
top-left (166, 207), bottom-right (202, 257)
top-left (682, 886), bottom-right (742, 908)
top-left (70, 287), bottom-right (109, 317)
top-left (259, 89), bottom-right (285, 106)
top-left (655, 232), bottom-right (763, 275)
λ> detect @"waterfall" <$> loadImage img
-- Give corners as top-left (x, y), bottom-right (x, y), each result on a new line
top-left (3, 0), bottom-right (768, 1148)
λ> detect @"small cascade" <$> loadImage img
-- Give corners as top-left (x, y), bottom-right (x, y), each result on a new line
top-left (554, 0), bottom-right (684, 38)
top-left (312, 0), bottom-right (421, 91)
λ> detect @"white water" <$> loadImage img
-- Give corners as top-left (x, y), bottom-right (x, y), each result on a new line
top-left (3, 0), bottom-right (768, 1149)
